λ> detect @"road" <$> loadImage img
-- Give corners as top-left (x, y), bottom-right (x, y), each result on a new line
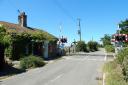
top-left (1, 51), bottom-right (110, 85)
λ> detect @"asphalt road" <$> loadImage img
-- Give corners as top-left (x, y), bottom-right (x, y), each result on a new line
top-left (1, 51), bottom-right (109, 85)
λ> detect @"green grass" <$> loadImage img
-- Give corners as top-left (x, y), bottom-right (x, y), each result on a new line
top-left (103, 61), bottom-right (128, 85)
top-left (103, 61), bottom-right (117, 73)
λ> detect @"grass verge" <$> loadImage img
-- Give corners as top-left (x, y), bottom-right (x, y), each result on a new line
top-left (103, 61), bottom-right (128, 85)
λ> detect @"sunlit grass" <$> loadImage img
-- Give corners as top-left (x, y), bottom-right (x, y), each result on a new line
top-left (103, 61), bottom-right (128, 85)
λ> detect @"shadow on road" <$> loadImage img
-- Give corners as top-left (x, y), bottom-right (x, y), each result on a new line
top-left (0, 64), bottom-right (26, 78)
top-left (44, 55), bottom-right (63, 61)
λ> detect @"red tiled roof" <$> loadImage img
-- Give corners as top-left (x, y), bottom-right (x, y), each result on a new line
top-left (0, 21), bottom-right (35, 33)
top-left (0, 21), bottom-right (57, 40)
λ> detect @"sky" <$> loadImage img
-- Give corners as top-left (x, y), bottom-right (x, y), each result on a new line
top-left (0, 0), bottom-right (128, 45)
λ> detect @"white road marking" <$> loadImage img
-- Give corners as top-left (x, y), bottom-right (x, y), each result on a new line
top-left (113, 54), bottom-right (116, 59)
top-left (103, 73), bottom-right (106, 85)
top-left (50, 74), bottom-right (63, 82)
top-left (44, 74), bottom-right (64, 85)
top-left (104, 51), bottom-right (107, 61)
top-left (86, 59), bottom-right (104, 61)
top-left (64, 56), bottom-right (106, 61)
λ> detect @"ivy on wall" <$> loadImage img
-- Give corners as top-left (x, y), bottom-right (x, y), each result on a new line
top-left (0, 24), bottom-right (57, 60)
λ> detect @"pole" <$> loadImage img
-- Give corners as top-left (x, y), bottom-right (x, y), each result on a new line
top-left (78, 18), bottom-right (81, 41)
top-left (59, 23), bottom-right (62, 39)
top-left (115, 24), bottom-right (122, 54)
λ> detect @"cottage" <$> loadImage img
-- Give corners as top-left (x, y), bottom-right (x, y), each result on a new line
top-left (0, 12), bottom-right (58, 60)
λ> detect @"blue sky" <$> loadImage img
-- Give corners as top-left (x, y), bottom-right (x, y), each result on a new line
top-left (0, 0), bottom-right (128, 45)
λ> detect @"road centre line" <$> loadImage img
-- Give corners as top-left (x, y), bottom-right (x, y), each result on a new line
top-left (50, 74), bottom-right (63, 82)
top-left (44, 74), bottom-right (64, 85)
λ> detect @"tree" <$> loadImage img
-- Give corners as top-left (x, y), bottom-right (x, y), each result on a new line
top-left (0, 25), bottom-right (8, 69)
top-left (76, 41), bottom-right (88, 52)
top-left (87, 41), bottom-right (98, 52)
top-left (101, 34), bottom-right (111, 46)
top-left (119, 19), bottom-right (128, 34)
top-left (118, 19), bottom-right (128, 46)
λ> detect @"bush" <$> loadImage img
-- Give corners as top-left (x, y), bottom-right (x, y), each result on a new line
top-left (76, 41), bottom-right (88, 52)
top-left (104, 61), bottom-right (128, 85)
top-left (116, 48), bottom-right (128, 64)
top-left (122, 56), bottom-right (128, 81)
top-left (105, 45), bottom-right (115, 53)
top-left (87, 41), bottom-right (98, 52)
top-left (20, 55), bottom-right (45, 69)
top-left (116, 48), bottom-right (128, 81)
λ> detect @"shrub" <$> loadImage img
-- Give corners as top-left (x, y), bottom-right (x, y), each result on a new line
top-left (20, 55), bottom-right (45, 69)
top-left (104, 61), bottom-right (128, 85)
top-left (76, 41), bottom-right (88, 52)
top-left (87, 41), bottom-right (98, 52)
top-left (122, 56), bottom-right (128, 81)
top-left (116, 48), bottom-right (128, 64)
top-left (115, 48), bottom-right (128, 82)
top-left (105, 45), bottom-right (115, 53)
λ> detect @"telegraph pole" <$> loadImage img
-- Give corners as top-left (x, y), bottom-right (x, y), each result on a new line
top-left (59, 23), bottom-right (62, 39)
top-left (77, 18), bottom-right (81, 41)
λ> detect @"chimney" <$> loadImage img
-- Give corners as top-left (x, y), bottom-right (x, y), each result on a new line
top-left (18, 12), bottom-right (27, 27)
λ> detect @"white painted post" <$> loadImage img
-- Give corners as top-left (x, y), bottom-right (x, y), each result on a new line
top-left (43, 41), bottom-right (49, 59)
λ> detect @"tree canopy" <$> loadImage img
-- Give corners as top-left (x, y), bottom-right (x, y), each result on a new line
top-left (76, 41), bottom-right (88, 52)
top-left (0, 25), bottom-right (11, 46)
top-left (87, 41), bottom-right (98, 52)
top-left (119, 19), bottom-right (128, 34)
top-left (101, 34), bottom-right (111, 46)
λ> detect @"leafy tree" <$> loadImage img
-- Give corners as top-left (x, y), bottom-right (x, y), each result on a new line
top-left (101, 34), bottom-right (112, 46)
top-left (87, 41), bottom-right (98, 52)
top-left (76, 41), bottom-right (88, 52)
top-left (118, 19), bottom-right (128, 46)
top-left (0, 25), bottom-right (10, 69)
top-left (119, 19), bottom-right (128, 34)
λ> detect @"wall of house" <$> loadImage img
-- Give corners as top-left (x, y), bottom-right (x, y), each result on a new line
top-left (48, 42), bottom-right (58, 58)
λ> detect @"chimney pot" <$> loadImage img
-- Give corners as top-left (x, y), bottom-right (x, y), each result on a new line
top-left (18, 12), bottom-right (27, 27)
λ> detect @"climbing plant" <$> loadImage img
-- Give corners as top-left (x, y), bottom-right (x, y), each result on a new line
top-left (0, 24), bottom-right (11, 69)
top-left (1, 24), bottom-right (57, 60)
